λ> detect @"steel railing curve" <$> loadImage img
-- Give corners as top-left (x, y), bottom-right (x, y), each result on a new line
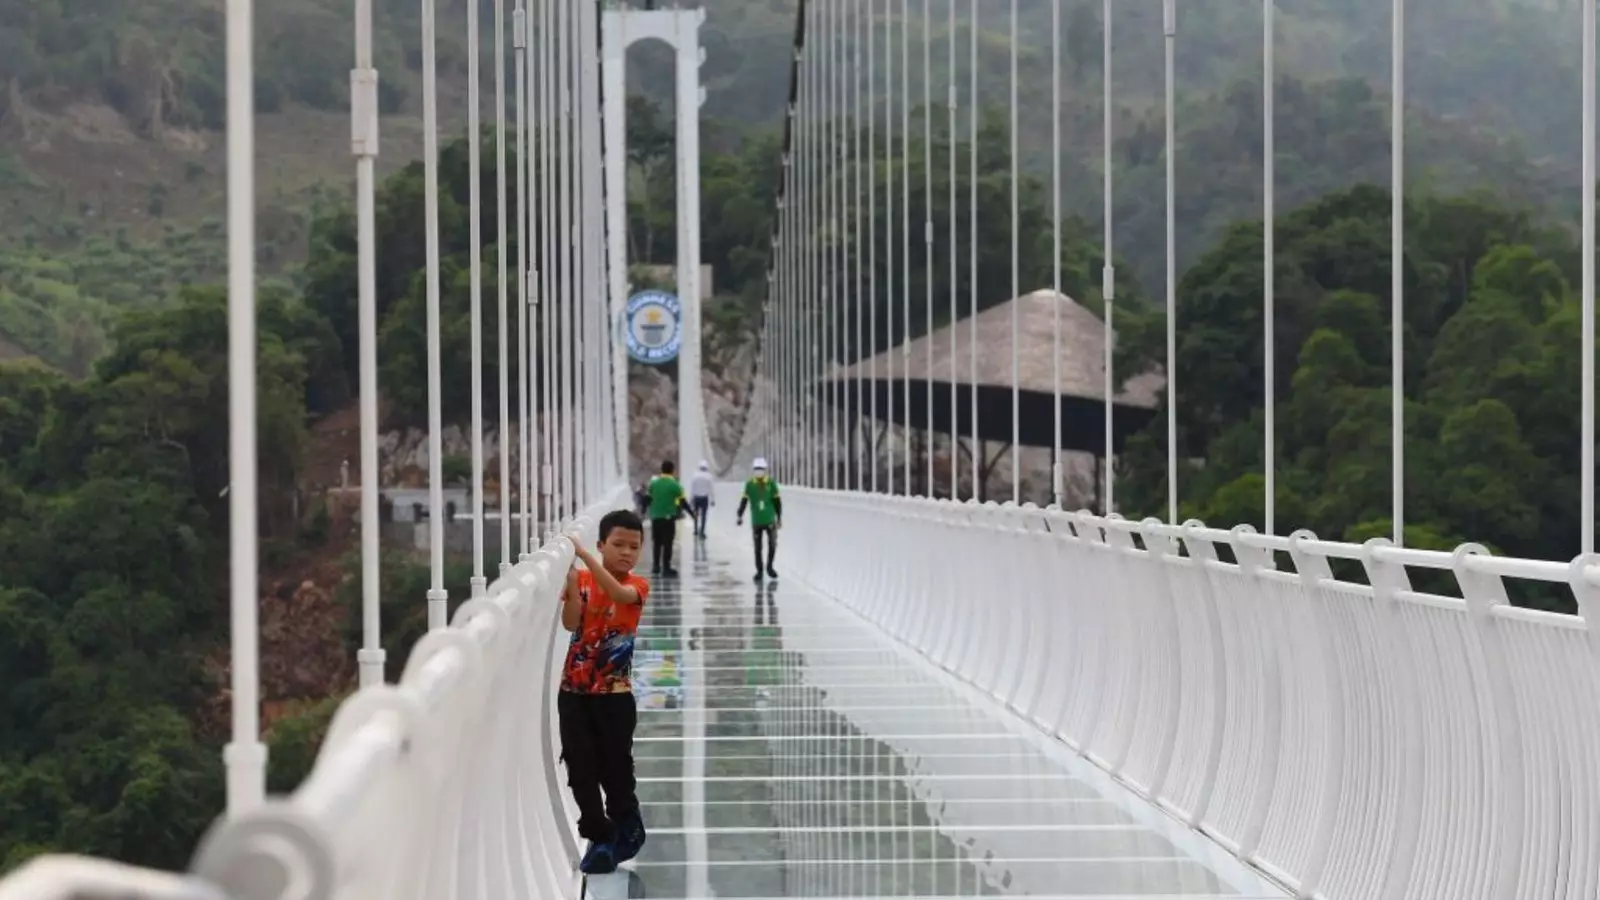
top-left (778, 487), bottom-right (1600, 900)
top-left (173, 487), bottom-right (620, 900)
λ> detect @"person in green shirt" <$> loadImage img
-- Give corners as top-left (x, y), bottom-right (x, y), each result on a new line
top-left (736, 457), bottom-right (782, 582)
top-left (646, 460), bottom-right (695, 576)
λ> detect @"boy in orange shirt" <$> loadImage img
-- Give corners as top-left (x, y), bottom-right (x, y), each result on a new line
top-left (559, 509), bottom-right (651, 874)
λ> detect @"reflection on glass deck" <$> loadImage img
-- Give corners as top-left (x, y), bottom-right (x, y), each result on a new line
top-left (584, 529), bottom-right (1288, 900)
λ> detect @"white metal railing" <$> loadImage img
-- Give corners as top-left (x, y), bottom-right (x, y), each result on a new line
top-left (0, 857), bottom-right (227, 900)
top-left (780, 488), bottom-right (1600, 900)
top-left (0, 490), bottom-right (620, 900)
top-left (190, 490), bottom-right (623, 899)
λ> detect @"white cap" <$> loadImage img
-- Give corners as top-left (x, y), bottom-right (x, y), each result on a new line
top-left (753, 457), bottom-right (769, 471)
top-left (698, 460), bottom-right (709, 470)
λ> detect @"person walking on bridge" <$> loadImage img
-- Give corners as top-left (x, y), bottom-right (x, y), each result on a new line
top-left (689, 460), bottom-right (714, 538)
top-left (646, 460), bottom-right (694, 577)
top-left (736, 458), bottom-right (782, 582)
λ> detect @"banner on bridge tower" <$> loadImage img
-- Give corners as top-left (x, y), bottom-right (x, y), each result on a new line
top-left (624, 290), bottom-right (683, 365)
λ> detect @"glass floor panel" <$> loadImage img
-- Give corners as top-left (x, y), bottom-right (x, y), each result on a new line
top-left (583, 529), bottom-right (1287, 900)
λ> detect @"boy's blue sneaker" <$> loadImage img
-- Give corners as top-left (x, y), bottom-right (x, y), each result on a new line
top-left (579, 841), bottom-right (618, 875)
top-left (613, 814), bottom-right (647, 863)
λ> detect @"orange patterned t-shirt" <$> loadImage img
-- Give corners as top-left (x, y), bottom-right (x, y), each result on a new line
top-left (560, 568), bottom-right (650, 694)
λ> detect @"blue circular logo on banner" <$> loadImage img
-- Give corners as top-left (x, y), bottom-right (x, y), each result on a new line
top-left (625, 290), bottom-right (682, 365)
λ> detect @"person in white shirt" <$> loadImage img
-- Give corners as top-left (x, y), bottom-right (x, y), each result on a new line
top-left (688, 460), bottom-right (714, 537)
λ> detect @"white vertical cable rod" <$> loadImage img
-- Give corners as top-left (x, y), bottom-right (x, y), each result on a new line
top-left (844, 0), bottom-right (857, 486)
top-left (591, 4), bottom-right (607, 494)
top-left (837, 0), bottom-right (848, 491)
top-left (792, 12), bottom-right (803, 487)
top-left (802, 4), bottom-right (813, 487)
top-left (838, 0), bottom-right (848, 492)
top-left (1585, 0), bottom-right (1596, 554)
top-left (922, 0), bottom-right (933, 496)
top-left (969, 0), bottom-right (979, 500)
top-left (540, 0), bottom-right (555, 539)
top-left (468, 0), bottom-right (485, 596)
top-left (1102, 0), bottom-right (1114, 513)
top-left (883, 0), bottom-right (895, 496)
top-left (781, 106), bottom-right (791, 481)
top-left (352, 0), bottom-right (385, 688)
top-left (854, 0), bottom-right (865, 491)
top-left (224, 0), bottom-right (265, 814)
top-left (868, 0), bottom-right (879, 495)
top-left (1052, 0), bottom-right (1062, 509)
top-left (900, 0), bottom-right (911, 496)
top-left (1263, 0), bottom-right (1275, 535)
top-left (423, 0), bottom-right (447, 630)
top-left (947, 0), bottom-right (957, 501)
top-left (812, 0), bottom-right (823, 489)
top-left (1009, 0), bottom-right (1019, 505)
top-left (514, 0), bottom-right (530, 556)
top-left (582, 0), bottom-right (594, 501)
top-left (1163, 0), bottom-right (1177, 526)
top-left (530, 0), bottom-right (544, 542)
top-left (548, 0), bottom-right (562, 516)
top-left (560, 0), bottom-right (576, 519)
top-left (826, 0), bottom-right (837, 491)
top-left (1391, 0), bottom-right (1404, 545)
top-left (784, 116), bottom-right (793, 484)
top-left (572, 0), bottom-right (587, 505)
top-left (495, 0), bottom-right (511, 573)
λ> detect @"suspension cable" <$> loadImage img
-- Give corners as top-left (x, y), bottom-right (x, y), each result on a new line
top-left (224, 0), bottom-right (264, 813)
top-left (1163, 0), bottom-right (1177, 525)
top-left (868, 0), bottom-right (878, 495)
top-left (884, 0), bottom-right (895, 496)
top-left (353, 0), bottom-right (384, 687)
top-left (495, 0), bottom-right (511, 571)
top-left (422, 0), bottom-right (446, 630)
top-left (1392, 0), bottom-right (1405, 545)
top-left (1009, 0), bottom-right (1019, 504)
top-left (922, 0), bottom-right (933, 496)
top-left (968, 0), bottom-right (978, 501)
top-left (854, 0), bottom-right (865, 491)
top-left (900, 0), bottom-right (911, 496)
top-left (515, 0), bottom-right (530, 556)
top-left (468, 0), bottom-right (484, 596)
top-left (540, 0), bottom-right (555, 539)
top-left (947, 0), bottom-right (957, 501)
top-left (1102, 0), bottom-right (1114, 513)
top-left (826, 0), bottom-right (838, 491)
top-left (1052, 0), bottom-right (1062, 509)
top-left (1264, 0), bottom-right (1275, 535)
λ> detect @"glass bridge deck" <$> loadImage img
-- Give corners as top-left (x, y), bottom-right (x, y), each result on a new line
top-left (583, 530), bottom-right (1287, 900)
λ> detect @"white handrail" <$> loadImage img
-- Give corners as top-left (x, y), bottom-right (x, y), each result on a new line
top-left (0, 857), bottom-right (227, 900)
top-left (187, 486), bottom-right (624, 900)
top-left (780, 487), bottom-right (1600, 900)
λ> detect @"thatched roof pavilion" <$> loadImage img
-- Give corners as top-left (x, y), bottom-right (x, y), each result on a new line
top-left (818, 289), bottom-right (1164, 455)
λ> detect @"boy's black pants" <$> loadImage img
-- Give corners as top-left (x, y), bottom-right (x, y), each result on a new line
top-left (558, 691), bottom-right (639, 843)
top-left (752, 524), bottom-right (777, 572)
top-left (651, 517), bottom-right (676, 571)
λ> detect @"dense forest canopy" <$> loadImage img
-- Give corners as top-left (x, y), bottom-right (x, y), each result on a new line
top-left (1110, 185), bottom-right (1590, 594)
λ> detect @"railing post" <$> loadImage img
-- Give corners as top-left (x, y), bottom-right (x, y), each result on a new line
top-left (1179, 521), bottom-right (1228, 829)
top-left (1096, 515), bottom-right (1142, 778)
top-left (1138, 518), bottom-right (1185, 805)
top-left (1451, 544), bottom-right (1527, 900)
top-left (1361, 538), bottom-right (1424, 900)
top-left (1286, 529), bottom-right (1343, 897)
top-left (1230, 524), bottom-right (1284, 860)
